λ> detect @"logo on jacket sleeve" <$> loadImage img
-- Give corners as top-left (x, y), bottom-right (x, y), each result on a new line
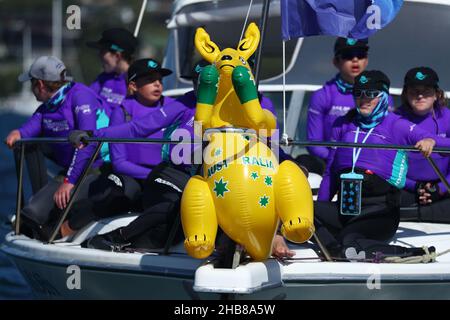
top-left (75, 104), bottom-right (92, 115)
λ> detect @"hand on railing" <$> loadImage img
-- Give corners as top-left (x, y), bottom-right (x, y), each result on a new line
top-left (69, 130), bottom-right (93, 149)
top-left (4, 129), bottom-right (21, 149)
top-left (415, 138), bottom-right (436, 158)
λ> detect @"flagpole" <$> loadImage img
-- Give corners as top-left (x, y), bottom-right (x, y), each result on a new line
top-left (134, 0), bottom-right (148, 37)
top-left (254, 0), bottom-right (271, 88)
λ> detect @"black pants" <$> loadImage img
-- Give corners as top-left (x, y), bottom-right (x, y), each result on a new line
top-left (119, 162), bottom-right (192, 249)
top-left (295, 154), bottom-right (326, 175)
top-left (400, 189), bottom-right (450, 223)
top-left (314, 196), bottom-right (399, 253)
top-left (20, 173), bottom-right (100, 240)
top-left (67, 173), bottom-right (143, 230)
top-left (313, 172), bottom-right (420, 257)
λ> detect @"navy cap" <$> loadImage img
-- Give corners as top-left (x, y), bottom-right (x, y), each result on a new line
top-left (404, 67), bottom-right (439, 88)
top-left (334, 37), bottom-right (369, 56)
top-left (87, 28), bottom-right (138, 54)
top-left (127, 58), bottom-right (172, 82)
top-left (354, 70), bottom-right (390, 93)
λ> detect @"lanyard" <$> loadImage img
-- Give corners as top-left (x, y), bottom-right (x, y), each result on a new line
top-left (351, 126), bottom-right (374, 173)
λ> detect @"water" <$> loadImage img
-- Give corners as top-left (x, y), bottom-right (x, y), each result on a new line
top-left (0, 112), bottom-right (34, 299)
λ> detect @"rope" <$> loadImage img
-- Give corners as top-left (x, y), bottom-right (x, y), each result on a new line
top-left (239, 0), bottom-right (254, 42)
top-left (279, 247), bottom-right (450, 264)
top-left (382, 246), bottom-right (436, 264)
top-left (437, 248), bottom-right (450, 257)
top-left (281, 40), bottom-right (288, 145)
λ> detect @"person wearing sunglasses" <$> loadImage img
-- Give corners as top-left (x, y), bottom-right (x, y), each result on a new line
top-left (396, 67), bottom-right (450, 222)
top-left (313, 70), bottom-right (445, 260)
top-left (4, 56), bottom-right (111, 241)
top-left (302, 38), bottom-right (370, 175)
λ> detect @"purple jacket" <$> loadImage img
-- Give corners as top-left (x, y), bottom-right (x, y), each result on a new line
top-left (397, 105), bottom-right (450, 193)
top-left (90, 72), bottom-right (127, 109)
top-left (318, 112), bottom-right (438, 201)
top-left (19, 83), bottom-right (108, 184)
top-left (307, 78), bottom-right (394, 160)
top-left (105, 94), bottom-right (194, 180)
top-left (260, 94), bottom-right (276, 115)
top-left (166, 91), bottom-right (197, 164)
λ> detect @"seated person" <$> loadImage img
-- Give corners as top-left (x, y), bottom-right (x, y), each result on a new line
top-left (62, 58), bottom-right (194, 237)
top-left (87, 28), bottom-right (138, 110)
top-left (396, 67), bottom-right (450, 223)
top-left (314, 70), bottom-right (442, 260)
top-left (302, 37), bottom-right (394, 175)
top-left (303, 38), bottom-right (370, 174)
top-left (77, 60), bottom-right (302, 256)
top-left (4, 56), bottom-right (110, 241)
top-left (77, 60), bottom-right (204, 250)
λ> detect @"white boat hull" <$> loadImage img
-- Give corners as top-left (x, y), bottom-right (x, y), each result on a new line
top-left (2, 220), bottom-right (450, 299)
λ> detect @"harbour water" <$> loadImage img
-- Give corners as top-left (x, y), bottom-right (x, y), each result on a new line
top-left (0, 112), bottom-right (34, 299)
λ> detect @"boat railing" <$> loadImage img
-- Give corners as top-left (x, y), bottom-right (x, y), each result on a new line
top-left (12, 137), bottom-right (450, 246)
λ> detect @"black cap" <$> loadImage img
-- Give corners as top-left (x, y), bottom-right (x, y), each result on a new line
top-left (404, 67), bottom-right (439, 88)
top-left (354, 70), bottom-right (390, 93)
top-left (87, 28), bottom-right (138, 54)
top-left (127, 58), bottom-right (172, 82)
top-left (334, 37), bottom-right (369, 56)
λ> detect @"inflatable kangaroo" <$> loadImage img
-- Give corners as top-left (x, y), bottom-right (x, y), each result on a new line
top-left (180, 23), bottom-right (314, 261)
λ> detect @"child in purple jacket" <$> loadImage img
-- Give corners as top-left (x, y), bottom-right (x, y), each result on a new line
top-left (396, 67), bottom-right (450, 222)
top-left (75, 60), bottom-right (289, 252)
top-left (314, 70), bottom-right (442, 261)
top-left (303, 38), bottom-right (395, 174)
top-left (62, 59), bottom-right (194, 237)
top-left (87, 28), bottom-right (138, 110)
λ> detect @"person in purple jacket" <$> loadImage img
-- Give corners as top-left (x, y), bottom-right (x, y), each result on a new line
top-left (396, 67), bottom-right (450, 222)
top-left (302, 38), bottom-right (370, 174)
top-left (61, 58), bottom-right (194, 238)
top-left (302, 38), bottom-right (395, 175)
top-left (4, 56), bottom-right (110, 240)
top-left (64, 60), bottom-right (201, 249)
top-left (87, 28), bottom-right (138, 109)
top-left (314, 70), bottom-right (440, 261)
top-left (76, 60), bottom-right (292, 252)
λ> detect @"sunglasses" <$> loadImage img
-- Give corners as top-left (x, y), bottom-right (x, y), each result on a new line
top-left (339, 51), bottom-right (368, 61)
top-left (353, 89), bottom-right (382, 99)
top-left (408, 88), bottom-right (436, 97)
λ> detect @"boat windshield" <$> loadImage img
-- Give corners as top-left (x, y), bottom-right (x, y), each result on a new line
top-left (168, 1), bottom-right (450, 92)
top-left (169, 0), bottom-right (298, 84)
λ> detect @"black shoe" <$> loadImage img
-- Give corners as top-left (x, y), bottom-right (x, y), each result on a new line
top-left (82, 228), bottom-right (131, 252)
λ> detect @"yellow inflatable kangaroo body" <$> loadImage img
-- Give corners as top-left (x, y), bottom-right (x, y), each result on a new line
top-left (181, 23), bottom-right (314, 261)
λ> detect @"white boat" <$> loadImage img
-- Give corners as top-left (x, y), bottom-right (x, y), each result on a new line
top-left (2, 0), bottom-right (450, 300)
top-left (2, 218), bottom-right (450, 299)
